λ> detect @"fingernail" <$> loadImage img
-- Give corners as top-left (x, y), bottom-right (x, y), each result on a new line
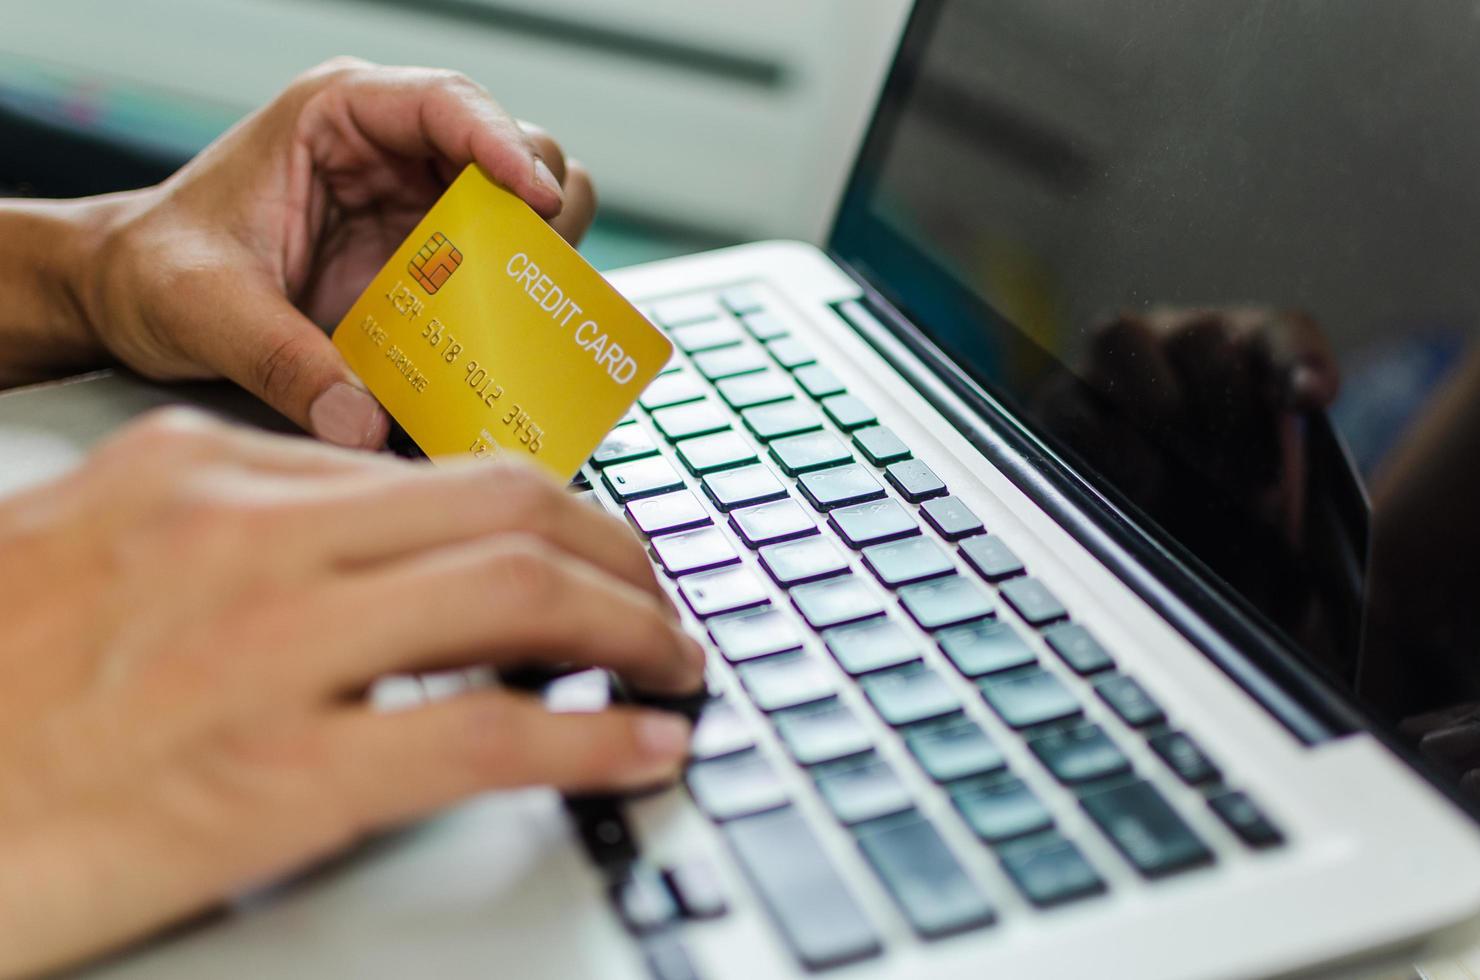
top-left (309, 383), bottom-right (387, 448)
top-left (533, 157), bottom-right (563, 199)
top-left (637, 712), bottom-right (691, 761)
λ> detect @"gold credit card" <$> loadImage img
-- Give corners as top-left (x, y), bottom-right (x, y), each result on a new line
top-left (332, 164), bottom-right (672, 479)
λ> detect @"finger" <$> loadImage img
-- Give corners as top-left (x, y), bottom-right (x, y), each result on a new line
top-left (548, 160), bottom-right (597, 246)
top-left (320, 690), bottom-right (692, 829)
top-left (315, 534), bottom-right (704, 694)
top-left (1257, 310), bottom-right (1341, 410)
top-left (517, 121), bottom-right (567, 185)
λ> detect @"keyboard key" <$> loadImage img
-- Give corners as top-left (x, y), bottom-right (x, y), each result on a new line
top-left (862, 537), bottom-right (955, 587)
top-left (794, 364), bottom-right (846, 400)
top-left (899, 575), bottom-right (995, 630)
top-left (702, 464), bottom-right (787, 511)
top-left (906, 720), bottom-right (1005, 782)
top-left (821, 394), bottom-right (877, 431)
top-left (815, 756), bottom-right (912, 824)
top-left (723, 807), bottom-right (882, 970)
top-left (627, 490), bottom-right (711, 537)
top-left (716, 372), bottom-right (793, 410)
top-left (708, 605), bottom-right (803, 662)
top-left (694, 345), bottom-right (769, 380)
top-left (604, 457), bottom-right (685, 501)
top-left (861, 663), bottom-right (960, 726)
top-left (885, 459), bottom-right (948, 502)
top-left (823, 618), bottom-right (921, 675)
top-left (679, 565), bottom-right (769, 618)
top-left (1094, 674), bottom-right (1166, 728)
top-left (999, 836), bottom-right (1105, 907)
top-left (852, 425), bottom-right (911, 466)
top-left (651, 294), bottom-right (723, 327)
top-left (921, 496), bottom-right (985, 540)
top-left (688, 749), bottom-right (787, 821)
top-left (759, 536), bottom-right (851, 586)
top-left (737, 652), bottom-right (835, 711)
top-left (937, 620), bottom-right (1036, 677)
top-left (591, 424), bottom-right (659, 468)
top-left (690, 699), bottom-right (755, 760)
top-left (1029, 724), bottom-right (1132, 785)
top-left (652, 401), bottom-right (731, 442)
top-left (952, 777), bottom-right (1053, 842)
top-left (979, 668), bottom-right (1081, 729)
top-left (1149, 731), bottom-right (1222, 785)
top-left (653, 526), bottom-right (739, 576)
top-left (769, 431), bottom-right (853, 476)
top-left (999, 577), bottom-right (1069, 626)
top-left (730, 498), bottom-right (817, 548)
top-left (829, 498), bottom-right (919, 548)
top-left (644, 936), bottom-right (700, 980)
top-left (959, 535), bottom-right (1025, 582)
top-left (766, 336), bottom-right (816, 370)
top-left (640, 372), bottom-right (707, 411)
top-left (671, 319), bottom-right (742, 353)
top-left (610, 864), bottom-right (680, 934)
top-left (798, 464), bottom-right (886, 511)
top-left (1081, 780), bottom-right (1213, 878)
top-left (1209, 791), bottom-right (1284, 849)
top-left (773, 698), bottom-right (874, 766)
top-left (792, 575), bottom-right (888, 629)
top-left (664, 859), bottom-right (729, 919)
top-left (720, 286), bottom-right (765, 316)
top-left (676, 430), bottom-right (757, 475)
top-left (741, 401), bottom-right (823, 442)
top-left (857, 814), bottom-right (995, 939)
top-left (570, 469), bottom-right (592, 491)
top-left (1043, 623), bottom-right (1115, 675)
top-left (658, 353), bottom-right (683, 377)
top-left (739, 309), bottom-right (788, 339)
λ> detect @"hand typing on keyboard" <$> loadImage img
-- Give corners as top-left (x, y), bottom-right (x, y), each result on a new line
top-left (0, 410), bottom-right (702, 977)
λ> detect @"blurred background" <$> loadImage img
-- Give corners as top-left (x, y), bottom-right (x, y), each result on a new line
top-left (0, 0), bottom-right (910, 268)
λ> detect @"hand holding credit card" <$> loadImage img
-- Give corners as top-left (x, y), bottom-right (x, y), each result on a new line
top-left (332, 164), bottom-right (672, 479)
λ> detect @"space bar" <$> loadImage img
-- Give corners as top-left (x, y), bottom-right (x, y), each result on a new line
top-left (723, 806), bottom-right (882, 970)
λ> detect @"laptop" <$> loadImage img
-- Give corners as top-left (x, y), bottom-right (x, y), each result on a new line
top-left (7, 0), bottom-right (1480, 977)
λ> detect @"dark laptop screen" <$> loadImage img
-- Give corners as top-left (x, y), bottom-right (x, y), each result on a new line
top-left (833, 0), bottom-right (1480, 786)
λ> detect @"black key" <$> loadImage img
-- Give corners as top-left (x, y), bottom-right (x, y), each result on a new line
top-left (816, 756), bottom-right (913, 824)
top-left (1095, 674), bottom-right (1166, 728)
top-left (829, 498), bottom-right (919, 548)
top-left (651, 294), bottom-right (723, 327)
top-left (798, 464), bottom-right (886, 511)
top-left (999, 577), bottom-right (1069, 626)
top-left (952, 776), bottom-right (1053, 842)
top-left (702, 464), bottom-right (787, 511)
top-left (862, 537), bottom-right (955, 587)
top-left (1209, 791), bottom-right (1284, 848)
top-left (741, 401), bottom-right (823, 442)
top-left (921, 496), bottom-right (985, 541)
top-left (759, 536), bottom-right (850, 586)
top-left (979, 668), bottom-right (1081, 729)
top-left (644, 935), bottom-right (701, 980)
top-left (853, 425), bottom-right (912, 466)
top-left (716, 372), bottom-right (793, 410)
top-left (769, 431), bottom-right (853, 476)
top-left (774, 698), bottom-right (874, 765)
top-left (959, 535), bottom-right (1026, 583)
top-left (691, 698), bottom-right (756, 760)
top-left (610, 864), bottom-right (680, 934)
top-left (899, 575), bottom-right (995, 630)
top-left (766, 336), bottom-right (816, 370)
top-left (604, 457), bottom-right (685, 501)
top-left (737, 652), bottom-right (835, 711)
top-left (822, 394), bottom-right (877, 431)
top-left (906, 719), bottom-right (1005, 782)
top-left (938, 620), bottom-right (1036, 677)
top-left (794, 364), bottom-right (846, 400)
top-left (652, 401), bottom-right (731, 442)
top-left (729, 498), bottom-right (816, 548)
top-left (1081, 780), bottom-right (1214, 878)
top-left (823, 618), bottom-right (921, 675)
top-left (723, 807), bottom-right (882, 970)
top-left (671, 319), bottom-right (742, 353)
top-left (693, 344), bottom-right (770, 380)
top-left (721, 286), bottom-right (765, 316)
top-left (1029, 725), bottom-right (1133, 785)
top-left (688, 749), bottom-right (788, 820)
top-left (592, 423), bottom-right (659, 468)
top-left (708, 605), bottom-right (803, 662)
top-left (627, 490), bottom-right (711, 537)
top-left (792, 575), bottom-right (888, 629)
top-left (885, 459), bottom-right (948, 502)
top-left (1149, 731), bottom-right (1222, 785)
top-left (999, 836), bottom-right (1105, 907)
top-left (861, 663), bottom-right (961, 726)
top-left (678, 565), bottom-right (769, 618)
top-left (664, 859), bottom-right (729, 919)
top-left (739, 309), bottom-right (788, 340)
top-left (640, 372), bottom-right (706, 411)
top-left (677, 431), bottom-right (757, 475)
top-left (1043, 623), bottom-right (1115, 675)
top-left (567, 794), bottom-right (637, 870)
top-left (652, 526), bottom-right (739, 576)
top-left (858, 813), bottom-right (996, 939)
